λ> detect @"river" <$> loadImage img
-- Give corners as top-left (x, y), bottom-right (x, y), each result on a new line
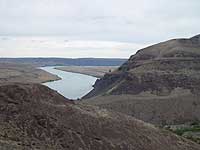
top-left (40, 66), bottom-right (97, 99)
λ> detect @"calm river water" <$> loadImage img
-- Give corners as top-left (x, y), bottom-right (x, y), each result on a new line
top-left (40, 66), bottom-right (97, 99)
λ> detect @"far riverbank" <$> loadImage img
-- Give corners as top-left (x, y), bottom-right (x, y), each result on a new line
top-left (55, 66), bottom-right (118, 78)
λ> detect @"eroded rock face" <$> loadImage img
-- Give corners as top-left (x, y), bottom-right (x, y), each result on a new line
top-left (84, 35), bottom-right (200, 98)
top-left (82, 35), bottom-right (200, 125)
top-left (0, 83), bottom-right (200, 150)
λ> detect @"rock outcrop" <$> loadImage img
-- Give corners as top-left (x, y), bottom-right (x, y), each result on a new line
top-left (85, 35), bottom-right (200, 97)
top-left (83, 35), bottom-right (200, 125)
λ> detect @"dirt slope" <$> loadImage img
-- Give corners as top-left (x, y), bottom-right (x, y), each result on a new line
top-left (0, 83), bottom-right (199, 149)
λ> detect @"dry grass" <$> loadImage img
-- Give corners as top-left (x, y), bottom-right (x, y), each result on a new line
top-left (0, 63), bottom-right (60, 84)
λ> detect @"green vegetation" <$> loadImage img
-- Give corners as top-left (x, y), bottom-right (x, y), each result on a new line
top-left (173, 125), bottom-right (200, 135)
top-left (165, 123), bottom-right (200, 144)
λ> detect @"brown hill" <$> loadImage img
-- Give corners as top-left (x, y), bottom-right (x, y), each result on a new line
top-left (0, 83), bottom-right (199, 149)
top-left (83, 35), bottom-right (200, 125)
top-left (0, 63), bottom-right (60, 85)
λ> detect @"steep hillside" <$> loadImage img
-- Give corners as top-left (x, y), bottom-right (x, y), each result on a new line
top-left (0, 83), bottom-right (199, 150)
top-left (83, 35), bottom-right (200, 125)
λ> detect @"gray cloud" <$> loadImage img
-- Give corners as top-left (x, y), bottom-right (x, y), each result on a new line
top-left (0, 0), bottom-right (199, 48)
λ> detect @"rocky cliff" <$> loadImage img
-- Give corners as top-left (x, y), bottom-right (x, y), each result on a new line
top-left (85, 35), bottom-right (200, 97)
top-left (83, 35), bottom-right (200, 125)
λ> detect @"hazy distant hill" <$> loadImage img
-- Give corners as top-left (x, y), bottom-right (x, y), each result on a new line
top-left (83, 34), bottom-right (200, 125)
top-left (0, 58), bottom-right (127, 66)
top-left (0, 83), bottom-right (199, 150)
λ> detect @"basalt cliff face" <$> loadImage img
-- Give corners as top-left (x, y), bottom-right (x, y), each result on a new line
top-left (0, 83), bottom-right (199, 150)
top-left (83, 35), bottom-right (200, 125)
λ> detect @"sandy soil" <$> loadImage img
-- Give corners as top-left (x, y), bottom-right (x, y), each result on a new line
top-left (55, 66), bottom-right (118, 78)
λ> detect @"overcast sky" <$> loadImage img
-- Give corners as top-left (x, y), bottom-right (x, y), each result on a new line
top-left (0, 0), bottom-right (199, 58)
